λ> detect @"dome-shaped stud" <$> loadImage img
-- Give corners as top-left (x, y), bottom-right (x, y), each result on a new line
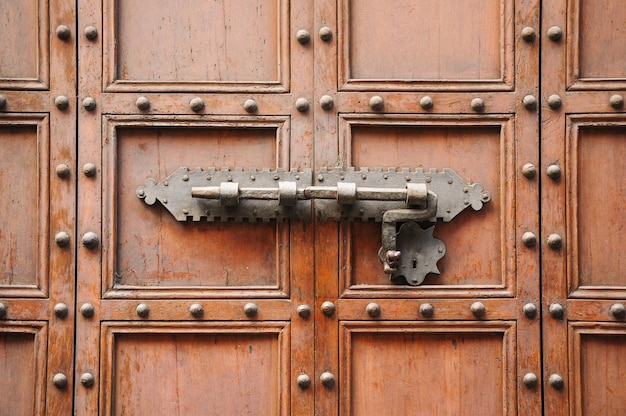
top-left (56, 163), bottom-right (71, 178)
top-left (523, 372), bottom-right (538, 389)
top-left (523, 303), bottom-right (537, 319)
top-left (521, 26), bottom-right (536, 42)
top-left (55, 96), bottom-right (70, 110)
top-left (549, 373), bottom-right (564, 390)
top-left (83, 163), bottom-right (97, 177)
top-left (547, 26), bottom-right (563, 41)
top-left (244, 302), bottom-right (259, 317)
top-left (0, 302), bottom-right (7, 319)
top-left (419, 96), bottom-right (434, 109)
top-left (54, 303), bottom-right (69, 319)
top-left (56, 25), bottom-right (71, 40)
top-left (419, 303), bottom-right (434, 318)
top-left (189, 303), bottom-right (204, 318)
top-left (296, 29), bottom-right (311, 45)
top-left (610, 94), bottom-right (624, 109)
top-left (297, 304), bottom-right (311, 319)
top-left (549, 303), bottom-right (564, 319)
top-left (365, 303), bottom-right (381, 318)
top-left (189, 97), bottom-right (205, 112)
top-left (522, 95), bottom-right (537, 110)
top-left (52, 373), bottom-right (68, 389)
top-left (609, 303), bottom-right (626, 320)
top-left (80, 303), bottom-right (95, 318)
top-left (547, 233), bottom-right (563, 250)
top-left (319, 95), bottom-right (334, 111)
top-left (82, 97), bottom-right (96, 111)
top-left (321, 301), bottom-right (336, 316)
top-left (80, 372), bottom-right (95, 388)
top-left (243, 99), bottom-right (258, 113)
top-left (296, 374), bottom-right (312, 389)
top-left (136, 96), bottom-right (150, 111)
top-left (547, 94), bottom-right (562, 109)
top-left (319, 26), bottom-right (332, 42)
top-left (546, 164), bottom-right (561, 180)
top-left (470, 302), bottom-right (486, 318)
top-left (521, 163), bottom-right (537, 179)
top-left (295, 97), bottom-right (310, 112)
top-left (320, 372), bottom-right (335, 388)
top-left (369, 96), bottom-right (384, 111)
top-left (522, 232), bottom-right (537, 247)
top-left (136, 303), bottom-right (149, 318)
top-left (470, 97), bottom-right (485, 112)
top-left (84, 26), bottom-right (98, 40)
top-left (0, 94), bottom-right (6, 109)
top-left (55, 231), bottom-right (71, 247)
top-left (82, 232), bottom-right (99, 249)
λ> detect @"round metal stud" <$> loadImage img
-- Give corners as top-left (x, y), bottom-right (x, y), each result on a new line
top-left (80, 372), bottom-right (95, 388)
top-left (419, 96), bottom-right (434, 109)
top-left (244, 302), bottom-right (259, 317)
top-left (80, 303), bottom-right (95, 318)
top-left (522, 95), bottom-right (537, 110)
top-left (549, 373), bottom-right (564, 390)
top-left (419, 303), bottom-right (434, 318)
top-left (521, 163), bottom-right (537, 179)
top-left (56, 163), bottom-right (71, 178)
top-left (243, 99), bottom-right (258, 113)
top-left (55, 231), bottom-right (71, 247)
top-left (546, 164), bottom-right (561, 180)
top-left (136, 303), bottom-right (149, 318)
top-left (82, 97), bottom-right (96, 111)
top-left (319, 26), bottom-right (332, 42)
top-left (84, 26), bottom-right (98, 40)
top-left (296, 29), bottom-right (311, 45)
top-left (56, 25), bottom-right (71, 40)
top-left (83, 163), bottom-right (97, 177)
top-left (521, 27), bottom-right (536, 42)
top-left (320, 372), bottom-right (335, 388)
top-left (82, 232), bottom-right (99, 249)
top-left (189, 303), bottom-right (204, 318)
top-left (55, 95), bottom-right (70, 110)
top-left (321, 301), bottom-right (336, 317)
top-left (54, 303), bottom-right (69, 319)
top-left (523, 303), bottom-right (537, 319)
top-left (295, 97), bottom-right (310, 112)
top-left (52, 373), bottom-right (68, 389)
top-left (547, 233), bottom-right (563, 250)
top-left (297, 304), bottom-right (311, 319)
top-left (523, 372), bottom-right (538, 389)
top-left (369, 96), bottom-right (384, 111)
top-left (0, 302), bottom-right (7, 319)
top-left (470, 97), bottom-right (485, 112)
top-left (547, 94), bottom-right (562, 109)
top-left (547, 26), bottom-right (563, 41)
top-left (189, 97), bottom-right (205, 112)
top-left (549, 303), bottom-right (564, 319)
top-left (609, 303), bottom-right (626, 320)
top-left (136, 96), bottom-right (150, 110)
top-left (366, 303), bottom-right (381, 318)
top-left (470, 301), bottom-right (486, 318)
top-left (0, 94), bottom-right (6, 109)
top-left (319, 95), bottom-right (334, 111)
top-left (297, 374), bottom-right (312, 390)
top-left (522, 232), bottom-right (537, 247)
top-left (610, 94), bottom-right (624, 109)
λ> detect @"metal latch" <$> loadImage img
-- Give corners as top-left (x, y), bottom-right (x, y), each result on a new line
top-left (137, 167), bottom-right (490, 285)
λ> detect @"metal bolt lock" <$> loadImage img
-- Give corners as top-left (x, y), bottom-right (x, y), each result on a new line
top-left (0, 302), bottom-right (7, 318)
top-left (319, 95), bottom-right (334, 111)
top-left (244, 302), bottom-right (259, 317)
top-left (56, 25), bottom-right (71, 40)
top-left (82, 163), bottom-right (97, 177)
top-left (0, 94), bottom-right (6, 109)
top-left (523, 372), bottom-right (539, 389)
top-left (243, 99), bottom-right (258, 113)
top-left (521, 163), bottom-right (537, 179)
top-left (549, 303), bottom-right (564, 319)
top-left (546, 164), bottom-right (561, 180)
top-left (84, 26), bottom-right (98, 40)
top-left (296, 29), bottom-right (311, 44)
top-left (522, 95), bottom-right (537, 110)
top-left (56, 163), bottom-right (71, 178)
top-left (610, 94), bottom-right (624, 109)
top-left (523, 303), bottom-right (537, 319)
top-left (55, 231), bottom-right (71, 247)
top-left (522, 232), bottom-right (537, 247)
top-left (321, 301), bottom-right (336, 317)
top-left (189, 303), bottom-right (204, 318)
top-left (189, 97), bottom-right (205, 112)
top-left (82, 232), bottom-right (99, 249)
top-left (52, 373), bottom-right (68, 389)
top-left (136, 303), bottom-right (149, 318)
top-left (521, 27), bottom-right (536, 42)
top-left (609, 303), bottom-right (626, 319)
top-left (419, 303), bottom-right (434, 318)
top-left (80, 372), bottom-right (95, 388)
top-left (547, 233), bottom-right (563, 249)
top-left (297, 374), bottom-right (312, 390)
top-left (548, 373), bottom-right (564, 390)
top-left (470, 301), bottom-right (486, 318)
top-left (297, 304), bottom-right (311, 319)
top-left (470, 97), bottom-right (485, 112)
top-left (82, 97), bottom-right (96, 111)
top-left (54, 303), bottom-right (69, 319)
top-left (369, 96), bottom-right (384, 111)
top-left (295, 98), bottom-right (310, 112)
top-left (366, 303), bottom-right (381, 318)
top-left (320, 372), bottom-right (336, 388)
top-left (547, 94), bottom-right (562, 109)
top-left (55, 95), bottom-right (70, 110)
top-left (547, 26), bottom-right (563, 41)
top-left (136, 96), bottom-right (150, 110)
top-left (419, 96), bottom-right (434, 109)
top-left (319, 26), bottom-right (332, 42)
top-left (80, 303), bottom-right (95, 318)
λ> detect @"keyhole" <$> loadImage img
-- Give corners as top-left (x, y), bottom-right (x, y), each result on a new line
top-left (412, 258), bottom-right (417, 269)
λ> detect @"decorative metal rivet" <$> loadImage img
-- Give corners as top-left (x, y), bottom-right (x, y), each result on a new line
top-left (470, 301), bottom-right (486, 318)
top-left (547, 233), bottom-right (563, 249)
top-left (296, 374), bottom-right (311, 390)
top-left (470, 97), bottom-right (485, 112)
top-left (84, 26), bottom-right (98, 40)
top-left (55, 95), bottom-right (70, 110)
top-left (319, 26), bottom-right (332, 42)
top-left (189, 97), bottom-right (205, 112)
top-left (80, 372), bottom-right (95, 388)
top-left (366, 303), bottom-right (381, 318)
top-left (136, 303), bottom-right (149, 318)
top-left (419, 96), bottom-right (433, 109)
top-left (522, 94), bottom-right (537, 110)
top-left (419, 303), bottom-right (434, 318)
top-left (547, 26), bottom-right (563, 41)
top-left (296, 29), bottom-right (311, 45)
top-left (136, 96), bottom-right (150, 110)
top-left (189, 303), bottom-right (204, 318)
top-left (295, 97), bottom-right (310, 112)
top-left (82, 163), bottom-right (97, 177)
top-left (80, 303), bottom-right (95, 318)
top-left (0, 302), bottom-right (7, 318)
top-left (52, 373), bottom-right (68, 389)
top-left (369, 96), bottom-right (384, 111)
top-left (297, 304), bottom-right (311, 319)
top-left (243, 99), bottom-right (258, 113)
top-left (54, 303), bottom-right (69, 319)
top-left (0, 94), bottom-right (6, 109)
top-left (610, 94), bottom-right (624, 109)
top-left (319, 95), bottom-right (334, 111)
top-left (521, 163), bottom-right (537, 179)
top-left (82, 97), bottom-right (96, 111)
top-left (321, 301), bottom-right (336, 317)
top-left (55, 231), bottom-right (71, 247)
top-left (609, 303), bottom-right (626, 319)
top-left (546, 163), bottom-right (561, 180)
top-left (523, 372), bottom-right (539, 389)
top-left (549, 303), bottom-right (564, 319)
top-left (523, 303), bottom-right (537, 319)
top-left (522, 232), bottom-right (537, 247)
top-left (82, 232), bottom-right (99, 249)
top-left (244, 302), bottom-right (259, 317)
top-left (548, 373), bottom-right (564, 390)
top-left (547, 94), bottom-right (562, 109)
top-left (320, 372), bottom-right (335, 388)
top-left (521, 26), bottom-right (536, 42)
top-left (56, 163), bottom-right (71, 178)
top-left (56, 25), bottom-right (71, 40)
